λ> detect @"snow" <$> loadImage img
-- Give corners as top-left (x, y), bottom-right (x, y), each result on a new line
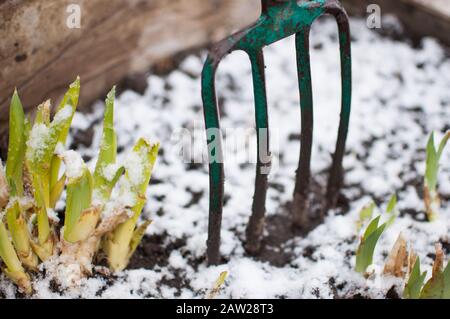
top-left (54, 142), bottom-right (65, 156)
top-left (61, 150), bottom-right (85, 179)
top-left (26, 123), bottom-right (50, 161)
top-left (53, 105), bottom-right (73, 125)
top-left (1, 16), bottom-right (450, 299)
top-left (102, 163), bottom-right (121, 182)
top-left (46, 208), bottom-right (60, 223)
top-left (124, 150), bottom-right (147, 186)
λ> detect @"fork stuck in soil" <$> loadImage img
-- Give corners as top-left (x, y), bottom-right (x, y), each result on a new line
top-left (201, 0), bottom-right (352, 265)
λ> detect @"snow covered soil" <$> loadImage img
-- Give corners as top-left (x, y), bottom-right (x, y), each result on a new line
top-left (2, 16), bottom-right (450, 298)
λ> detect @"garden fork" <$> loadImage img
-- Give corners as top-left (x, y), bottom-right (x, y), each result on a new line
top-left (201, 0), bottom-right (352, 265)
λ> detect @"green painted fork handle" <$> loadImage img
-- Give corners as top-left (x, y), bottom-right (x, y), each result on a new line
top-left (201, 0), bottom-right (352, 265)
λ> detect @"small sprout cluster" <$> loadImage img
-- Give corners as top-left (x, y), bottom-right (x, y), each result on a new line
top-left (403, 243), bottom-right (450, 299)
top-left (356, 206), bottom-right (450, 299)
top-left (355, 195), bottom-right (397, 274)
top-left (355, 147), bottom-right (450, 299)
top-left (0, 78), bottom-right (159, 294)
top-left (424, 131), bottom-right (450, 221)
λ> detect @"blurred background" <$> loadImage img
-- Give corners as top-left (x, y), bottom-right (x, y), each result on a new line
top-left (0, 0), bottom-right (449, 151)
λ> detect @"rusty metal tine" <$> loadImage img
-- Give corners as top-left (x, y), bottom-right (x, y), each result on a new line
top-left (245, 49), bottom-right (271, 255)
top-left (202, 56), bottom-right (225, 265)
top-left (292, 27), bottom-right (314, 228)
top-left (324, 3), bottom-right (352, 210)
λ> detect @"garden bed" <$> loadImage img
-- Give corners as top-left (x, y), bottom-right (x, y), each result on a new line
top-left (1, 15), bottom-right (450, 298)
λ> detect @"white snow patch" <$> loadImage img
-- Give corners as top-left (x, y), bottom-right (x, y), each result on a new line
top-left (61, 150), bottom-right (85, 179)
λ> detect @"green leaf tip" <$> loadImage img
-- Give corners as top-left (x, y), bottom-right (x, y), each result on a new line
top-left (7, 87), bottom-right (26, 196)
top-left (356, 216), bottom-right (386, 274)
top-left (424, 131), bottom-right (450, 220)
top-left (404, 257), bottom-right (427, 299)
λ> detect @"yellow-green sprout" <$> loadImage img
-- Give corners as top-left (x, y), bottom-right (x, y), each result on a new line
top-left (0, 219), bottom-right (31, 294)
top-left (424, 131), bottom-right (450, 221)
top-left (104, 139), bottom-right (159, 271)
top-left (0, 79), bottom-right (159, 294)
top-left (404, 257), bottom-right (427, 299)
top-left (355, 216), bottom-right (386, 274)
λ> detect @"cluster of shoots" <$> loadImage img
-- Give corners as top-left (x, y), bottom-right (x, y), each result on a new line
top-left (424, 131), bottom-right (450, 221)
top-left (355, 193), bottom-right (450, 298)
top-left (355, 195), bottom-right (398, 274)
top-left (0, 78), bottom-right (159, 294)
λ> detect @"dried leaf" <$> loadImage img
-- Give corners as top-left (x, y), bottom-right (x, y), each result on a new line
top-left (383, 233), bottom-right (408, 278)
top-left (408, 248), bottom-right (417, 275)
top-left (432, 243), bottom-right (444, 277)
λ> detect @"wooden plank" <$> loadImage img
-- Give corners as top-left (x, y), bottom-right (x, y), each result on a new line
top-left (405, 0), bottom-right (450, 19)
top-left (342, 0), bottom-right (450, 46)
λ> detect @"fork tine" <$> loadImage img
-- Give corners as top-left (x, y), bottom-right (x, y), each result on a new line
top-left (324, 2), bottom-right (352, 210)
top-left (202, 56), bottom-right (225, 265)
top-left (245, 49), bottom-right (271, 255)
top-left (292, 27), bottom-right (314, 228)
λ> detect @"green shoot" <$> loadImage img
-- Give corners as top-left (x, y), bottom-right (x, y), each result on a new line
top-left (6, 200), bottom-right (38, 269)
top-left (6, 90), bottom-right (26, 197)
top-left (49, 77), bottom-right (80, 196)
top-left (63, 161), bottom-right (95, 243)
top-left (385, 194), bottom-right (399, 227)
top-left (207, 271), bottom-right (228, 299)
top-left (355, 216), bottom-right (386, 274)
top-left (404, 257), bottom-right (427, 299)
top-left (104, 139), bottom-right (160, 271)
top-left (93, 87), bottom-right (123, 203)
top-left (424, 131), bottom-right (450, 221)
top-left (420, 244), bottom-right (450, 299)
top-left (0, 220), bottom-right (31, 294)
top-left (356, 201), bottom-right (375, 231)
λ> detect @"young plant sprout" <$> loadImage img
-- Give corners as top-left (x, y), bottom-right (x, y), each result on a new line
top-left (420, 244), bottom-right (450, 299)
top-left (355, 194), bottom-right (399, 274)
top-left (424, 131), bottom-right (450, 221)
top-left (385, 194), bottom-right (399, 227)
top-left (355, 216), bottom-right (386, 274)
top-left (356, 201), bottom-right (375, 232)
top-left (207, 271), bottom-right (228, 299)
top-left (404, 257), bottom-right (427, 299)
top-left (0, 79), bottom-right (159, 294)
